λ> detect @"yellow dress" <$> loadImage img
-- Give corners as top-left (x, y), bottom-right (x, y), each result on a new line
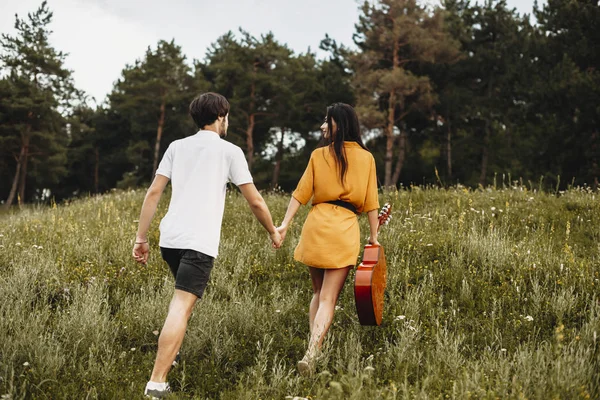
top-left (292, 142), bottom-right (380, 269)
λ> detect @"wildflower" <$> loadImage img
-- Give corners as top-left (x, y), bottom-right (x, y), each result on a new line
top-left (153, 330), bottom-right (159, 336)
top-left (335, 305), bottom-right (343, 311)
top-left (364, 366), bottom-right (375, 372)
top-left (426, 243), bottom-right (433, 247)
top-left (130, 348), bottom-right (136, 351)
top-left (491, 207), bottom-right (496, 211)
top-left (275, 309), bottom-right (281, 313)
top-left (395, 315), bottom-right (406, 321)
top-left (23, 362), bottom-right (30, 367)
top-left (524, 315), bottom-right (534, 322)
top-left (500, 348), bottom-right (507, 352)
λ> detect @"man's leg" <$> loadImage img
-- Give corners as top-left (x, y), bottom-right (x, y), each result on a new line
top-left (150, 289), bottom-right (198, 382)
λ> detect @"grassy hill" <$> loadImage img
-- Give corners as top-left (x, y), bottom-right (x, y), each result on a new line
top-left (1, 185), bottom-right (599, 399)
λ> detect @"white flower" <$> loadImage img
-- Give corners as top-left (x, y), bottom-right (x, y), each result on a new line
top-left (152, 330), bottom-right (159, 336)
top-left (130, 347), bottom-right (136, 351)
top-left (275, 309), bottom-right (281, 313)
top-left (524, 315), bottom-right (534, 322)
top-left (500, 348), bottom-right (507, 352)
top-left (15, 242), bottom-right (21, 246)
top-left (426, 243), bottom-right (433, 247)
top-left (364, 366), bottom-right (375, 372)
top-left (395, 315), bottom-right (406, 321)
top-left (23, 362), bottom-right (30, 366)
top-left (491, 207), bottom-right (496, 211)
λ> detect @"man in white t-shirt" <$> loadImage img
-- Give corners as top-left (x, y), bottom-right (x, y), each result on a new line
top-left (132, 92), bottom-right (282, 398)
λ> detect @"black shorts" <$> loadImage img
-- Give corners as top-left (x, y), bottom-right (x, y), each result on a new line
top-left (160, 247), bottom-right (214, 298)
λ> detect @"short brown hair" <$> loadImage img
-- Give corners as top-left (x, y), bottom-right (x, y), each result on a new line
top-left (189, 92), bottom-right (230, 129)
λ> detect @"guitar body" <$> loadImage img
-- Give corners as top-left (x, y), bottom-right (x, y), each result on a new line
top-left (354, 244), bottom-right (387, 326)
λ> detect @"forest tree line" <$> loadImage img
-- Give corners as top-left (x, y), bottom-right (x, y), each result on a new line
top-left (1, 0), bottom-right (598, 207)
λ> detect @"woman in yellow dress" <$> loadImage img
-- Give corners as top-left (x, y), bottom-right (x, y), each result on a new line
top-left (277, 103), bottom-right (380, 374)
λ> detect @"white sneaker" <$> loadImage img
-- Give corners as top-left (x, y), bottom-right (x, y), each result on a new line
top-left (144, 381), bottom-right (170, 399)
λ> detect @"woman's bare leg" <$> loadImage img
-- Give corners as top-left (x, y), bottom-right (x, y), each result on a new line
top-left (306, 266), bottom-right (351, 358)
top-left (308, 267), bottom-right (325, 335)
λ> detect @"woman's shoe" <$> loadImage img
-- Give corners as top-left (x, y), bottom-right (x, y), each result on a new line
top-left (297, 353), bottom-right (316, 376)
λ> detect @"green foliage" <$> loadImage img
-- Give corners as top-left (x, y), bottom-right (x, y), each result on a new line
top-left (106, 40), bottom-right (204, 187)
top-left (0, 1), bottom-right (78, 207)
top-left (0, 187), bottom-right (599, 398)
top-left (1, 0), bottom-right (599, 203)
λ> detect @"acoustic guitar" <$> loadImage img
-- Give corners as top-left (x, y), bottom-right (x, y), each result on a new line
top-left (354, 203), bottom-right (392, 326)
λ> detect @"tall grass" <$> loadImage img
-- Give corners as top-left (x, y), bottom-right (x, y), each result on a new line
top-left (1, 184), bottom-right (598, 399)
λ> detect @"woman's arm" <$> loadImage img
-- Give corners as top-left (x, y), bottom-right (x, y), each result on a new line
top-left (277, 196), bottom-right (302, 242)
top-left (367, 209), bottom-right (380, 245)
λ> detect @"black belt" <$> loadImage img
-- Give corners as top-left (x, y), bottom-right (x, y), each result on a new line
top-left (325, 200), bottom-right (358, 214)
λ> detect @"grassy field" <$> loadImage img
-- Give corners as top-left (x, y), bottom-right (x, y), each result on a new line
top-left (0, 184), bottom-right (599, 399)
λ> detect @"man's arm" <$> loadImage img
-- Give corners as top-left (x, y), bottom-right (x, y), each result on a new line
top-left (238, 183), bottom-right (281, 248)
top-left (132, 174), bottom-right (170, 264)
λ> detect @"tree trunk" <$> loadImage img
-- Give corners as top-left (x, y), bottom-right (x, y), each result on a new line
top-left (246, 62), bottom-right (258, 170)
top-left (152, 96), bottom-right (166, 176)
top-left (447, 119), bottom-right (452, 179)
top-left (4, 145), bottom-right (25, 210)
top-left (479, 75), bottom-right (495, 186)
top-left (271, 128), bottom-right (285, 188)
top-left (17, 137), bottom-right (30, 206)
top-left (384, 91), bottom-right (396, 187)
top-left (246, 113), bottom-right (255, 170)
top-left (94, 147), bottom-right (100, 194)
top-left (391, 130), bottom-right (407, 186)
top-left (479, 120), bottom-right (491, 186)
top-left (384, 38), bottom-right (400, 187)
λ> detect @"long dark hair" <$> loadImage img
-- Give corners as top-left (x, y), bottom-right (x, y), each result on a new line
top-left (322, 103), bottom-right (369, 184)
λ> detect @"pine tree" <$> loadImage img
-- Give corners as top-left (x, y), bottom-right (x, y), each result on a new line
top-left (352, 0), bottom-right (461, 187)
top-left (0, 1), bottom-right (77, 207)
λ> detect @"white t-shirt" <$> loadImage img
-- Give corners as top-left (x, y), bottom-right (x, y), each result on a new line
top-left (155, 130), bottom-right (253, 257)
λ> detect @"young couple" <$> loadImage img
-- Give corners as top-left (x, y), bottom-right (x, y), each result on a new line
top-left (132, 92), bottom-right (380, 398)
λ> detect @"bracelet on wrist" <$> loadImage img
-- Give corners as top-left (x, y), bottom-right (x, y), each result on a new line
top-left (135, 240), bottom-right (148, 244)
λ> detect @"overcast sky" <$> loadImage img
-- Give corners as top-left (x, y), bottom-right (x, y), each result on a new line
top-left (1, 0), bottom-right (545, 103)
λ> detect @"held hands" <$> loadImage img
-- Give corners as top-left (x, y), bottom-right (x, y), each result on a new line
top-left (270, 229), bottom-right (283, 249)
top-left (277, 223), bottom-right (288, 242)
top-left (271, 223), bottom-right (288, 249)
top-left (132, 240), bottom-right (149, 264)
